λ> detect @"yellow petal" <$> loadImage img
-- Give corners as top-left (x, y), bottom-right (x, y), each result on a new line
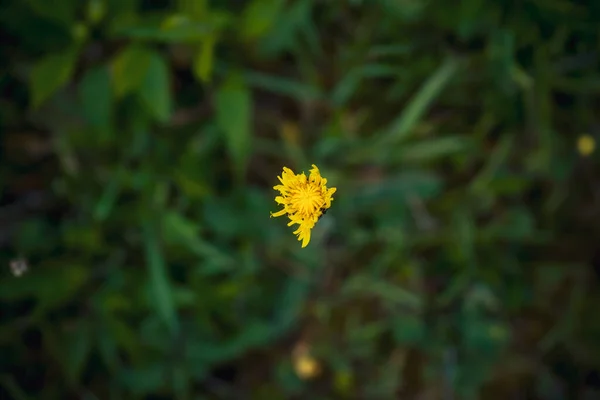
top-left (270, 209), bottom-right (286, 218)
top-left (301, 230), bottom-right (311, 247)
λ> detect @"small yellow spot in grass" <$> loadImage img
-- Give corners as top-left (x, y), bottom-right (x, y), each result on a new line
top-left (271, 164), bottom-right (336, 248)
top-left (281, 121), bottom-right (300, 145)
top-left (294, 353), bottom-right (321, 379)
top-left (292, 343), bottom-right (321, 380)
top-left (578, 134), bottom-right (595, 157)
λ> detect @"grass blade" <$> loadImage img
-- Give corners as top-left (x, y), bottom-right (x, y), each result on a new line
top-left (380, 57), bottom-right (461, 145)
top-left (143, 221), bottom-right (178, 335)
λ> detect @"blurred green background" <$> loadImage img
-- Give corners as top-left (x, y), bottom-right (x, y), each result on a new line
top-left (2, 0), bottom-right (600, 399)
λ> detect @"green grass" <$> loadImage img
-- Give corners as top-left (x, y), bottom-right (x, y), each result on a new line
top-left (2, 0), bottom-right (600, 399)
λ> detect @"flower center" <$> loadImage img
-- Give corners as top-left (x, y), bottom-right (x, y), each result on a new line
top-left (292, 185), bottom-right (322, 218)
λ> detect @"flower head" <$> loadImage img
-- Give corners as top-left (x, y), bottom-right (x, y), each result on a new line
top-left (271, 164), bottom-right (336, 247)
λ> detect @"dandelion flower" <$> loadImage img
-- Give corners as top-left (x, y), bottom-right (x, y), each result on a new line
top-left (271, 164), bottom-right (336, 247)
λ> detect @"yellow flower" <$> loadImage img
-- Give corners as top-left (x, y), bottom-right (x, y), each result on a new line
top-left (271, 164), bottom-right (336, 247)
top-left (292, 342), bottom-right (321, 380)
top-left (578, 134), bottom-right (595, 157)
top-left (294, 352), bottom-right (321, 380)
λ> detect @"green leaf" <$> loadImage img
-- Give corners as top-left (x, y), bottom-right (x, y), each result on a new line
top-left (202, 196), bottom-right (243, 239)
top-left (342, 275), bottom-right (422, 309)
top-left (244, 70), bottom-right (321, 101)
top-left (193, 35), bottom-right (216, 83)
top-left (215, 74), bottom-right (253, 179)
top-left (93, 167), bottom-right (123, 222)
top-left (15, 218), bottom-right (55, 254)
top-left (121, 365), bottom-right (166, 396)
top-left (378, 0), bottom-right (425, 20)
top-left (79, 64), bottom-right (113, 138)
top-left (346, 171), bottom-right (443, 211)
top-left (29, 47), bottom-right (78, 108)
top-left (395, 136), bottom-right (472, 163)
top-left (64, 322), bottom-right (92, 385)
top-left (111, 45), bottom-right (153, 97)
top-left (273, 276), bottom-right (310, 329)
top-left (162, 211), bottom-right (232, 264)
top-left (488, 208), bottom-right (535, 241)
top-left (380, 57), bottom-right (460, 145)
top-left (331, 64), bottom-right (397, 107)
top-left (139, 51), bottom-right (172, 123)
top-left (177, 0), bottom-right (208, 18)
top-left (96, 326), bottom-right (119, 371)
top-left (0, 263), bottom-right (89, 310)
top-left (257, 0), bottom-right (312, 57)
top-left (25, 0), bottom-right (76, 25)
top-left (488, 29), bottom-right (515, 83)
top-left (160, 13), bottom-right (229, 41)
top-left (143, 221), bottom-right (178, 335)
top-left (470, 133), bottom-right (514, 193)
top-left (392, 314), bottom-right (425, 345)
top-left (457, 0), bottom-right (485, 39)
top-left (86, 0), bottom-right (106, 24)
top-left (451, 208), bottom-right (476, 266)
top-left (241, 0), bottom-right (285, 40)
top-left (104, 315), bottom-right (141, 361)
top-left (113, 12), bottom-right (230, 42)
